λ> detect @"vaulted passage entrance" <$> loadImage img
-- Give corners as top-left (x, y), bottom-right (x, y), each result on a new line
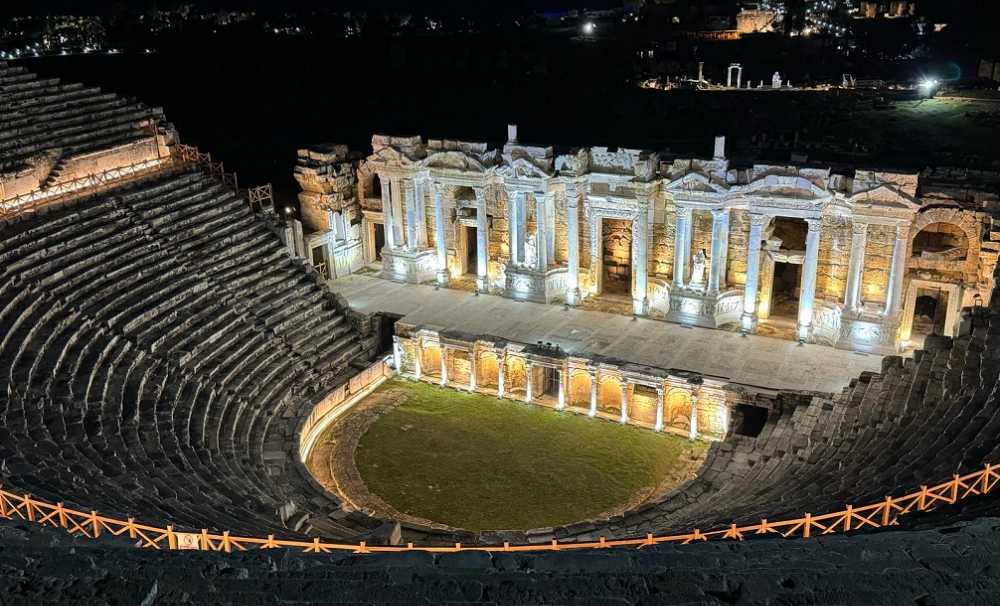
top-left (602, 219), bottom-right (632, 296)
top-left (912, 288), bottom-right (950, 342)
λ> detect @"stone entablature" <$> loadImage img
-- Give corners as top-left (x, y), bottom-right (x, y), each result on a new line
top-left (391, 323), bottom-right (732, 442)
top-left (310, 131), bottom-right (999, 354)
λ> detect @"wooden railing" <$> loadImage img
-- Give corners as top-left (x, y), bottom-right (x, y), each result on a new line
top-left (2, 463), bottom-right (996, 554)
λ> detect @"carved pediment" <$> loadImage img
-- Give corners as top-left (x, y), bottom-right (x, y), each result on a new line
top-left (422, 150), bottom-right (496, 173)
top-left (493, 156), bottom-right (553, 179)
top-left (739, 174), bottom-right (831, 200)
top-left (366, 145), bottom-right (420, 167)
top-left (663, 171), bottom-right (728, 195)
top-left (848, 184), bottom-right (921, 211)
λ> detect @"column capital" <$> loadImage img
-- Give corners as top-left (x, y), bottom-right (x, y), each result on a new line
top-left (851, 220), bottom-right (869, 236)
top-left (804, 216), bottom-right (822, 231)
top-left (473, 186), bottom-right (486, 202)
top-left (749, 212), bottom-right (767, 228)
top-left (676, 205), bottom-right (693, 220)
top-left (895, 224), bottom-right (910, 240)
top-left (711, 207), bottom-right (730, 219)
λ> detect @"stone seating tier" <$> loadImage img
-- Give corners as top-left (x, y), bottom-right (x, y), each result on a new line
top-left (0, 170), bottom-right (380, 539)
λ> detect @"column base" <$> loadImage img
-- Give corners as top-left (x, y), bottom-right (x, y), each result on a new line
top-left (666, 288), bottom-right (743, 328)
top-left (565, 287), bottom-right (581, 306)
top-left (740, 311), bottom-right (758, 334)
top-left (381, 247), bottom-right (438, 284)
top-left (836, 308), bottom-right (901, 354)
top-left (796, 322), bottom-right (812, 342)
top-left (503, 265), bottom-right (569, 304)
top-left (436, 269), bottom-right (450, 287)
top-left (476, 275), bottom-right (489, 293)
top-left (632, 296), bottom-right (648, 317)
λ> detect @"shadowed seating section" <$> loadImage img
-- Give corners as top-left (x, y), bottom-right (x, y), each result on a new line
top-left (0, 169), bottom-right (382, 539)
top-left (0, 63), bottom-right (160, 175)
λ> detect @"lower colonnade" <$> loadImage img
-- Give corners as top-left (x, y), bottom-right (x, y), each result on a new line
top-left (392, 323), bottom-right (730, 441)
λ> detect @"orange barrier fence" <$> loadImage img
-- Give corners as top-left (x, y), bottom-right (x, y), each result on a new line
top-left (2, 463), bottom-right (997, 554)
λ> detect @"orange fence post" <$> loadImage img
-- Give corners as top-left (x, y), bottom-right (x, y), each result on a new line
top-left (222, 531), bottom-right (231, 553)
top-left (56, 503), bottom-right (67, 528)
top-left (127, 518), bottom-right (137, 540)
top-left (843, 505), bottom-right (853, 532)
top-left (166, 526), bottom-right (177, 550)
top-left (881, 497), bottom-right (893, 526)
top-left (917, 486), bottom-right (929, 511)
top-left (24, 495), bottom-right (34, 522)
top-left (951, 475), bottom-right (960, 504)
top-left (202, 529), bottom-right (210, 550)
top-left (802, 514), bottom-right (812, 539)
top-left (90, 511), bottom-right (100, 538)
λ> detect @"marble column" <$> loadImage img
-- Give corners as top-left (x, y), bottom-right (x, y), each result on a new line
top-left (525, 362), bottom-right (534, 402)
top-left (508, 190), bottom-right (521, 266)
top-left (844, 221), bottom-right (868, 312)
top-left (654, 387), bottom-right (664, 432)
top-left (468, 349), bottom-right (477, 392)
top-left (688, 390), bottom-right (699, 441)
top-left (403, 180), bottom-right (417, 251)
top-left (741, 213), bottom-right (767, 332)
top-left (413, 341), bottom-right (422, 380)
top-left (589, 373), bottom-right (598, 417)
top-left (673, 206), bottom-right (692, 289)
top-left (619, 381), bottom-right (629, 424)
top-left (556, 369), bottom-right (566, 410)
top-left (415, 178), bottom-right (429, 248)
top-left (380, 175), bottom-right (396, 249)
top-left (534, 193), bottom-right (550, 272)
top-left (884, 225), bottom-right (909, 317)
top-left (497, 352), bottom-right (506, 399)
top-left (566, 186), bottom-right (581, 305)
top-left (633, 200), bottom-right (650, 316)
top-left (797, 217), bottom-right (822, 342)
top-left (433, 185), bottom-right (449, 286)
top-left (475, 187), bottom-right (489, 293)
top-left (391, 179), bottom-right (405, 249)
top-left (392, 336), bottom-right (402, 372)
top-left (708, 208), bottom-right (730, 294)
top-left (440, 345), bottom-right (449, 386)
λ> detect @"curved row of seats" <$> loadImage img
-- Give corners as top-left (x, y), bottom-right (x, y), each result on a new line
top-left (556, 288), bottom-right (1000, 540)
top-left (0, 168), bottom-right (383, 539)
top-left (0, 62), bottom-right (158, 174)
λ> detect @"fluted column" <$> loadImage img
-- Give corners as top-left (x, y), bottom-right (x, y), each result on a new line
top-left (884, 224), bottom-right (909, 317)
top-left (589, 373), bottom-right (598, 417)
top-left (708, 208), bottom-right (730, 294)
top-left (497, 352), bottom-right (506, 399)
top-left (475, 187), bottom-right (489, 293)
top-left (566, 185), bottom-right (581, 305)
top-left (440, 345), bottom-right (449, 386)
top-left (380, 175), bottom-right (397, 249)
top-left (403, 180), bottom-right (417, 251)
top-left (415, 178), bottom-right (429, 248)
top-left (741, 213), bottom-right (766, 333)
top-left (796, 217), bottom-right (822, 342)
top-left (508, 190), bottom-right (521, 265)
top-left (632, 198), bottom-right (650, 316)
top-left (673, 206), bottom-right (692, 289)
top-left (433, 185), bottom-right (449, 286)
top-left (525, 362), bottom-right (534, 402)
top-left (688, 390), bottom-right (699, 441)
top-left (844, 221), bottom-right (868, 312)
top-left (468, 349), bottom-right (477, 392)
top-left (619, 381), bottom-right (629, 424)
top-left (654, 387), bottom-right (664, 432)
top-left (534, 193), bottom-right (550, 272)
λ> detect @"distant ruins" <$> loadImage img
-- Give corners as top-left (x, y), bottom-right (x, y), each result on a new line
top-left (295, 127), bottom-right (1000, 355)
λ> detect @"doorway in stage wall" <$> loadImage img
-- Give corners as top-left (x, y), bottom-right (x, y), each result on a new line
top-left (373, 223), bottom-right (386, 262)
top-left (770, 261), bottom-right (801, 321)
top-left (601, 218), bottom-right (632, 297)
top-left (464, 225), bottom-right (478, 277)
top-left (910, 288), bottom-right (950, 347)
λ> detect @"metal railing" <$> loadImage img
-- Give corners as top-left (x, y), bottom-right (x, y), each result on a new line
top-left (2, 463), bottom-right (996, 554)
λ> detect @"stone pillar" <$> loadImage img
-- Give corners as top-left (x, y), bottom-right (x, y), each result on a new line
top-left (415, 178), bottom-right (429, 248)
top-left (654, 387), bottom-right (664, 432)
top-left (797, 217), bottom-right (822, 342)
top-left (688, 390), bottom-right (699, 441)
top-left (556, 369), bottom-right (566, 410)
top-left (475, 187), bottom-right (489, 293)
top-left (440, 345), bottom-right (449, 386)
top-left (391, 179), bottom-right (405, 249)
top-left (515, 193), bottom-right (526, 265)
top-left (413, 341), bottom-right (422, 380)
top-left (497, 352), bottom-right (506, 399)
top-left (589, 373), bottom-right (598, 417)
top-left (566, 186), bottom-right (581, 305)
top-left (534, 193), bottom-right (549, 272)
top-left (380, 175), bottom-right (396, 249)
top-left (741, 213), bottom-right (766, 332)
top-left (708, 208), bottom-right (730, 294)
top-left (884, 225), bottom-right (909, 317)
top-left (433, 185), bottom-right (449, 286)
top-left (673, 206), bottom-right (692, 289)
top-left (633, 199), bottom-right (650, 316)
top-left (508, 190), bottom-right (521, 265)
top-left (525, 362), bottom-right (534, 402)
top-left (468, 349), bottom-right (477, 392)
top-left (403, 179), bottom-right (417, 251)
top-left (844, 221), bottom-right (868, 312)
top-left (392, 336), bottom-right (402, 372)
top-left (619, 381), bottom-right (629, 424)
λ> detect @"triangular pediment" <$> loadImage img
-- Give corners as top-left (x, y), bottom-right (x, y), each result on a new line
top-left (493, 156), bottom-right (552, 179)
top-left (663, 171), bottom-right (728, 194)
top-left (739, 174), bottom-right (830, 199)
top-left (848, 184), bottom-right (921, 211)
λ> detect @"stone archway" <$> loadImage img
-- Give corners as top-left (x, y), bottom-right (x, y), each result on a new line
top-left (597, 375), bottom-right (623, 417)
top-left (908, 208), bottom-right (980, 278)
top-left (476, 351), bottom-right (500, 390)
top-left (567, 370), bottom-right (592, 409)
top-left (666, 389), bottom-right (692, 432)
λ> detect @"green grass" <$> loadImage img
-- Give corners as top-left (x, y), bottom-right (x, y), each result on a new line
top-left (355, 378), bottom-right (704, 531)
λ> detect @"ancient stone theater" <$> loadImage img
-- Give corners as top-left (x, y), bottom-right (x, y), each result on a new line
top-left (4, 61), bottom-right (1000, 601)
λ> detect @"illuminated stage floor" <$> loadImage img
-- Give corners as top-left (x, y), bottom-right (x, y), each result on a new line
top-left (329, 274), bottom-right (885, 394)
